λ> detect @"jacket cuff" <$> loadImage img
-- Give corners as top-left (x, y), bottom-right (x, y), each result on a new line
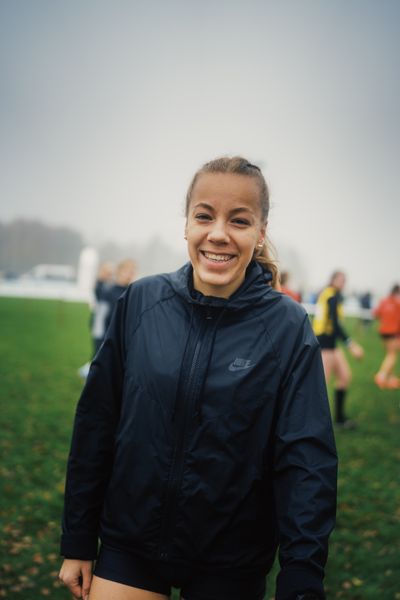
top-left (276, 566), bottom-right (325, 600)
top-left (60, 533), bottom-right (99, 560)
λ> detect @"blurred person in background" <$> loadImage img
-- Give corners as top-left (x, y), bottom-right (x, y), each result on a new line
top-left (78, 261), bottom-right (115, 378)
top-left (280, 270), bottom-right (301, 302)
top-left (358, 290), bottom-right (372, 330)
top-left (373, 284), bottom-right (400, 389)
top-left (104, 258), bottom-right (137, 332)
top-left (91, 261), bottom-right (115, 355)
top-left (59, 156), bottom-right (337, 600)
top-left (313, 271), bottom-right (364, 428)
top-left (79, 260), bottom-right (135, 378)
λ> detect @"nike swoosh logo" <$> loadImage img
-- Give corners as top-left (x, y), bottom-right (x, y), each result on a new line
top-left (228, 360), bottom-right (253, 372)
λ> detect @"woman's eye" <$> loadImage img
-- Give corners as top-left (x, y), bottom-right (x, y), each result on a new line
top-left (195, 213), bottom-right (212, 221)
top-left (232, 218), bottom-right (250, 226)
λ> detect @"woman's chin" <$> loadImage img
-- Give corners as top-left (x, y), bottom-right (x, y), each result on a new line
top-left (193, 268), bottom-right (242, 298)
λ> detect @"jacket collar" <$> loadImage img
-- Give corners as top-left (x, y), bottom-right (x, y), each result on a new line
top-left (168, 260), bottom-right (273, 312)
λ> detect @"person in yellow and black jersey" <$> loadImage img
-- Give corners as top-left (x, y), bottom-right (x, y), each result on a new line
top-left (313, 271), bottom-right (364, 428)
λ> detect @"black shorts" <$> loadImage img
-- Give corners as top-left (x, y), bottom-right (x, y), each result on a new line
top-left (380, 333), bottom-right (398, 340)
top-left (316, 334), bottom-right (336, 350)
top-left (93, 545), bottom-right (266, 600)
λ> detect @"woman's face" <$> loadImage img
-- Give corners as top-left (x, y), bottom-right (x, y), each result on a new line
top-left (332, 272), bottom-right (346, 291)
top-left (185, 172), bottom-right (266, 298)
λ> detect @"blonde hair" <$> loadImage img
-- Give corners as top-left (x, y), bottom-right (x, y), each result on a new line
top-left (116, 259), bottom-right (136, 286)
top-left (185, 156), bottom-right (280, 288)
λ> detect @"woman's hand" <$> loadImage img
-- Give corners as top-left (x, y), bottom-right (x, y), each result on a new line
top-left (348, 340), bottom-right (364, 360)
top-left (59, 559), bottom-right (94, 600)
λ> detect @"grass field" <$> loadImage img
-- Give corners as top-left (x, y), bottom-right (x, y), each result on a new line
top-left (0, 297), bottom-right (399, 599)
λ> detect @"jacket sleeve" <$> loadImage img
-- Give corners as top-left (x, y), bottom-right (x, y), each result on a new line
top-left (273, 314), bottom-right (337, 600)
top-left (60, 294), bottom-right (127, 559)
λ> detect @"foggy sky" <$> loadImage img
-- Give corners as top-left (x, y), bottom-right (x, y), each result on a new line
top-left (1, 0), bottom-right (399, 294)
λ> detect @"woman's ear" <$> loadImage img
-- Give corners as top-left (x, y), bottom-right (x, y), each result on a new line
top-left (260, 222), bottom-right (267, 242)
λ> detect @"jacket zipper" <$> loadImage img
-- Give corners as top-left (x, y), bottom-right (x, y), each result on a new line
top-left (158, 313), bottom-right (211, 560)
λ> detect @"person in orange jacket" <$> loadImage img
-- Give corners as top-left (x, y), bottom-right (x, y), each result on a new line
top-left (374, 284), bottom-right (400, 389)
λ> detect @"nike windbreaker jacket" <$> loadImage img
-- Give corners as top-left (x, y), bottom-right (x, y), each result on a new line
top-left (61, 261), bottom-right (337, 599)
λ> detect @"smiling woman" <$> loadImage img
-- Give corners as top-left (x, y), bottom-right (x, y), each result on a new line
top-left (59, 156), bottom-right (337, 600)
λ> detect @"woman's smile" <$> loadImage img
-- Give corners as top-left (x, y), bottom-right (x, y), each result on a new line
top-left (200, 250), bottom-right (237, 264)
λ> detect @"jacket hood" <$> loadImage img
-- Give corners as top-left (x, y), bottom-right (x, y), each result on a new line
top-left (166, 260), bottom-right (273, 311)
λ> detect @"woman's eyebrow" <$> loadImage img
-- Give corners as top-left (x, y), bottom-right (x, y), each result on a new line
top-left (192, 203), bottom-right (254, 215)
top-left (192, 202), bottom-right (214, 211)
top-left (229, 207), bottom-right (255, 216)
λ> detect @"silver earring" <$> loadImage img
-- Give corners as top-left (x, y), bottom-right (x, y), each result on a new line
top-left (184, 234), bottom-right (187, 240)
top-left (257, 240), bottom-right (264, 248)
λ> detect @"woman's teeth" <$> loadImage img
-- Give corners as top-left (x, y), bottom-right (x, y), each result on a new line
top-left (203, 252), bottom-right (233, 262)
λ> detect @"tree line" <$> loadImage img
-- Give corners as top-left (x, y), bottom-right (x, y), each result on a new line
top-left (0, 219), bottom-right (186, 279)
top-left (0, 219), bottom-right (84, 277)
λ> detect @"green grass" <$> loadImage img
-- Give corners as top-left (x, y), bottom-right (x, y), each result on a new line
top-left (0, 298), bottom-right (399, 599)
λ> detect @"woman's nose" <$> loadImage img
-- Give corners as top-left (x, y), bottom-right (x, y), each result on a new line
top-left (207, 220), bottom-right (229, 243)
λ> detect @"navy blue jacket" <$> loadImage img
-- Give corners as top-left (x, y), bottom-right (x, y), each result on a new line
top-left (61, 261), bottom-right (337, 599)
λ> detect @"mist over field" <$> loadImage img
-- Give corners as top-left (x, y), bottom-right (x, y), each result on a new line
top-left (1, 1), bottom-right (400, 294)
